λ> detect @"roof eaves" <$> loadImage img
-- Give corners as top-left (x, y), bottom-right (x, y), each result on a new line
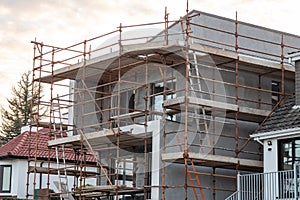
top-left (0, 155), bottom-right (26, 160)
top-left (251, 127), bottom-right (300, 141)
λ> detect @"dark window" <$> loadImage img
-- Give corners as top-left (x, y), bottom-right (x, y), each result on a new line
top-left (278, 138), bottom-right (300, 198)
top-left (128, 92), bottom-right (135, 113)
top-left (278, 138), bottom-right (300, 171)
top-left (150, 80), bottom-right (176, 121)
top-left (272, 81), bottom-right (281, 106)
top-left (0, 165), bottom-right (12, 193)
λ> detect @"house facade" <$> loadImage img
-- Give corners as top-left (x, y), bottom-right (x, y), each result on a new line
top-left (25, 10), bottom-right (300, 200)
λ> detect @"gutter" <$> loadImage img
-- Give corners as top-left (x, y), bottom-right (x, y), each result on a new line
top-left (253, 137), bottom-right (263, 145)
top-left (250, 127), bottom-right (300, 141)
top-left (286, 51), bottom-right (300, 64)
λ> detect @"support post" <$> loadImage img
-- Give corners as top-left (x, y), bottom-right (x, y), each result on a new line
top-left (294, 163), bottom-right (298, 199)
top-left (237, 172), bottom-right (241, 200)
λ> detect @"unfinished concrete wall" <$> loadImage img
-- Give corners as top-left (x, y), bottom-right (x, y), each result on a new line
top-left (68, 10), bottom-right (299, 199)
top-left (70, 52), bottom-right (293, 199)
top-left (73, 61), bottom-right (180, 133)
top-left (163, 163), bottom-right (236, 200)
top-left (164, 10), bottom-right (300, 62)
top-left (171, 53), bottom-right (294, 112)
top-left (73, 79), bottom-right (100, 134)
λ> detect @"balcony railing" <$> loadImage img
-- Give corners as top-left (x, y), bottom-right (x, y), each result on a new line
top-left (225, 164), bottom-right (300, 200)
top-left (225, 191), bottom-right (238, 200)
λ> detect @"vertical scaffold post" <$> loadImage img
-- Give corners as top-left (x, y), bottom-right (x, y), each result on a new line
top-left (115, 22), bottom-right (122, 200)
top-left (184, 1), bottom-right (190, 199)
top-left (26, 40), bottom-right (37, 200)
top-left (164, 6), bottom-right (169, 46)
top-left (161, 55), bottom-right (167, 200)
top-left (144, 55), bottom-right (149, 200)
top-left (281, 34), bottom-right (285, 98)
top-left (235, 11), bottom-right (240, 194)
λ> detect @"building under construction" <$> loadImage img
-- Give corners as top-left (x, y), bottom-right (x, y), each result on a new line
top-left (26, 9), bottom-right (300, 200)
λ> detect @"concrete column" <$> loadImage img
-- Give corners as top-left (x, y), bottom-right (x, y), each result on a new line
top-left (151, 120), bottom-right (161, 199)
top-left (68, 80), bottom-right (75, 136)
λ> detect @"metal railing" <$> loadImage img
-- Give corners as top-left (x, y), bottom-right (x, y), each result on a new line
top-left (225, 164), bottom-right (300, 200)
top-left (226, 191), bottom-right (238, 200)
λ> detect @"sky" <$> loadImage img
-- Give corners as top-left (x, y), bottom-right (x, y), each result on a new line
top-left (0, 0), bottom-right (299, 109)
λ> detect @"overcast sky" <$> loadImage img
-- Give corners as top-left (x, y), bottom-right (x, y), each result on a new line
top-left (0, 0), bottom-right (299, 108)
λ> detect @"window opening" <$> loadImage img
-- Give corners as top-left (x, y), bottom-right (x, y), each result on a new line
top-left (272, 81), bottom-right (281, 106)
top-left (0, 165), bottom-right (12, 193)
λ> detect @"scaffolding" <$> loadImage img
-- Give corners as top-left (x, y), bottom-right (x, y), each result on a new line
top-left (26, 6), bottom-right (300, 200)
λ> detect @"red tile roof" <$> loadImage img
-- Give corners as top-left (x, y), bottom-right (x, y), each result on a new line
top-left (0, 128), bottom-right (96, 162)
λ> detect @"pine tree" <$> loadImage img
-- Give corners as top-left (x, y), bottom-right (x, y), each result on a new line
top-left (0, 71), bottom-right (40, 145)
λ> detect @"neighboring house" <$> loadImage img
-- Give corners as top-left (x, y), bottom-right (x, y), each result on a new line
top-left (226, 97), bottom-right (300, 199)
top-left (26, 9), bottom-right (300, 200)
top-left (227, 54), bottom-right (300, 199)
top-left (252, 97), bottom-right (299, 173)
top-left (0, 126), bottom-right (97, 199)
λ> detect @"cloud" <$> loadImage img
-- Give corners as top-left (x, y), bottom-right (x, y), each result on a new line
top-left (0, 0), bottom-right (168, 105)
top-left (0, 0), bottom-right (300, 112)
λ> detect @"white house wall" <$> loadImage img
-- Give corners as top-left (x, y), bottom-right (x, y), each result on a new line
top-left (0, 159), bottom-right (97, 199)
top-left (0, 159), bottom-right (20, 197)
top-left (263, 139), bottom-right (278, 173)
